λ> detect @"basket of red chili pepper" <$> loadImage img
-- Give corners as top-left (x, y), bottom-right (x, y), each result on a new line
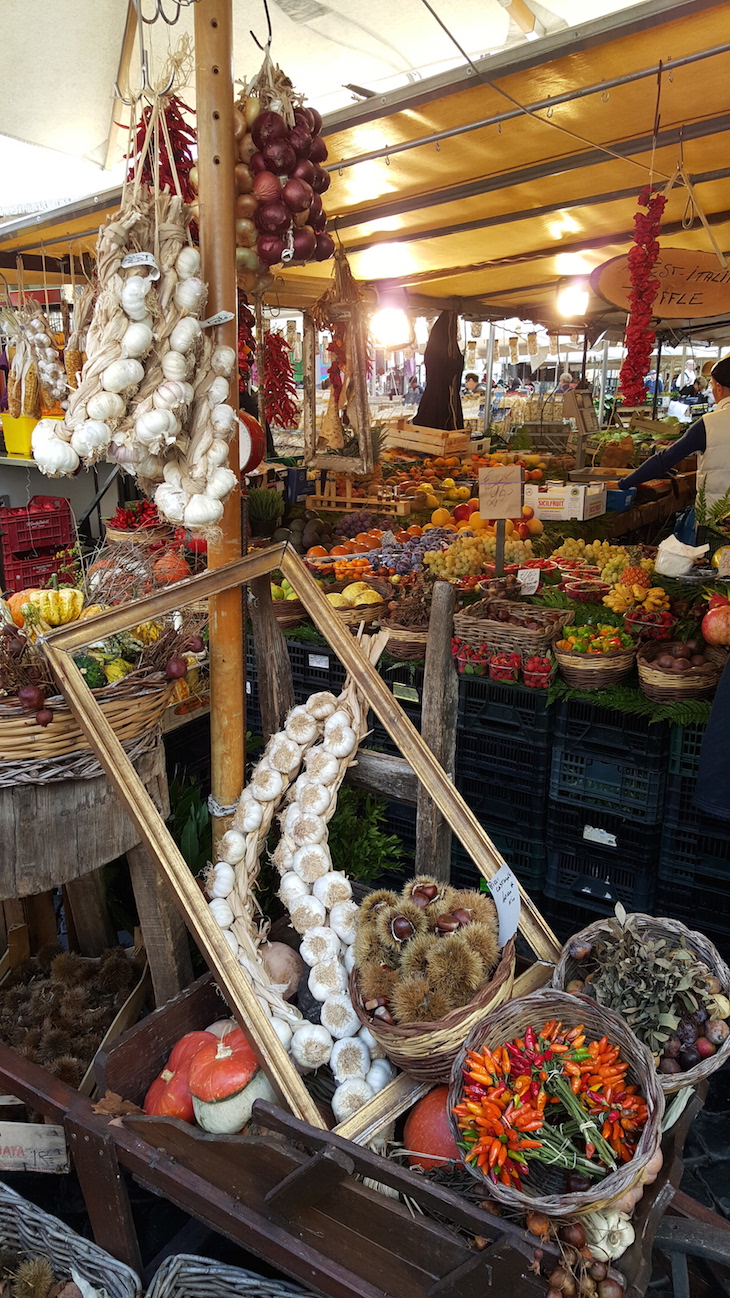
top-left (447, 989), bottom-right (663, 1216)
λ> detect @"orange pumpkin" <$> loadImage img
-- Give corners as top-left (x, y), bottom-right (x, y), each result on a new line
top-left (168, 1030), bottom-right (217, 1073)
top-left (153, 551), bottom-right (192, 586)
top-left (143, 1030), bottom-right (215, 1123)
top-left (7, 589), bottom-right (40, 626)
top-left (188, 1030), bottom-right (274, 1133)
top-left (402, 1086), bottom-right (461, 1170)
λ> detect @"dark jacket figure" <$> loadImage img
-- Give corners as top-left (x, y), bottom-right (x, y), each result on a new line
top-left (415, 311), bottom-right (464, 430)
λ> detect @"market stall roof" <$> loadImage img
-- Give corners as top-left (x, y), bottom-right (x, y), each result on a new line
top-left (1, 0), bottom-right (729, 335)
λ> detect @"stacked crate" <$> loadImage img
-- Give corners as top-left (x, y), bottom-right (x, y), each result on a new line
top-left (656, 723), bottom-right (730, 960)
top-left (0, 495), bottom-right (73, 591)
top-left (544, 699), bottom-right (668, 915)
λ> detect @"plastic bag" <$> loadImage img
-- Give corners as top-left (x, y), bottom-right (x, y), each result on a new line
top-left (654, 533), bottom-right (708, 577)
top-left (673, 505), bottom-right (696, 545)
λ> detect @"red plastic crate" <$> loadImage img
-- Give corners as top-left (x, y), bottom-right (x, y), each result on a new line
top-left (2, 550), bottom-right (67, 592)
top-left (0, 496), bottom-right (73, 557)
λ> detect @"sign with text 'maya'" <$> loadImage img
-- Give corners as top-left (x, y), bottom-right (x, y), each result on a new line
top-left (592, 248), bottom-right (730, 318)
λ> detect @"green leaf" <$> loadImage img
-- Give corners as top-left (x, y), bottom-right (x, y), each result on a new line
top-left (657, 1012), bottom-right (680, 1029)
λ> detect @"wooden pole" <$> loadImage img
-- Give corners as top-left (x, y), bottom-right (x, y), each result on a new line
top-left (195, 0), bottom-right (244, 846)
top-left (415, 581), bottom-right (457, 882)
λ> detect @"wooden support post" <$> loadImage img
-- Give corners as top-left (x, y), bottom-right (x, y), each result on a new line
top-left (194, 0), bottom-right (243, 849)
top-left (127, 844), bottom-right (193, 1005)
top-left (25, 891), bottom-right (59, 952)
top-left (249, 575), bottom-right (295, 740)
top-left (495, 518), bottom-right (506, 576)
top-left (66, 1115), bottom-right (143, 1276)
top-left (416, 581), bottom-right (457, 883)
top-left (64, 869), bottom-right (116, 956)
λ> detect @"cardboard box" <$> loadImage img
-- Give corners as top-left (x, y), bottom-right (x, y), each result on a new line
top-left (524, 481), bottom-right (607, 521)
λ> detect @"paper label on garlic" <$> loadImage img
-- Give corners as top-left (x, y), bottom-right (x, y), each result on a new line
top-left (121, 252), bottom-right (161, 279)
top-left (199, 310), bottom-right (235, 328)
top-left (485, 864), bottom-right (520, 946)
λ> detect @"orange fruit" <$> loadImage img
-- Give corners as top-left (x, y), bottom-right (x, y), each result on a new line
top-left (527, 518), bottom-right (544, 535)
top-left (406, 524), bottom-right (423, 537)
top-left (306, 545), bottom-right (329, 559)
top-left (431, 507), bottom-right (451, 527)
top-left (330, 544), bottom-right (350, 556)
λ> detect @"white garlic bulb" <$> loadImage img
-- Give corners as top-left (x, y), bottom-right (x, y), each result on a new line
top-left (71, 420), bottom-right (111, 459)
top-left (294, 779), bottom-right (331, 817)
top-left (207, 439), bottom-right (230, 468)
top-left (290, 1022), bottom-right (332, 1071)
top-left (308, 958), bottom-right (348, 1002)
top-left (289, 895), bottom-right (327, 934)
top-left (331, 1036), bottom-right (371, 1083)
top-left (209, 897), bottom-right (234, 929)
top-left (87, 391), bottom-right (126, 421)
top-left (299, 925), bottom-right (341, 967)
top-left (290, 814), bottom-right (327, 847)
top-left (279, 872), bottom-right (310, 909)
top-left (304, 748), bottom-right (340, 786)
top-left (174, 277), bottom-right (206, 313)
top-left (329, 900), bottom-right (358, 944)
top-left (366, 1058), bottom-right (396, 1093)
top-left (101, 358), bottom-right (144, 393)
top-left (211, 345), bottom-right (236, 376)
top-left (210, 403), bottom-right (236, 434)
top-left (267, 735), bottom-right (303, 774)
top-left (250, 764), bottom-right (284, 803)
top-left (271, 1017), bottom-right (293, 1052)
top-left (240, 799), bottom-right (263, 832)
top-left (184, 493), bottom-right (224, 528)
top-left (285, 707), bottom-right (319, 746)
top-left (220, 828), bottom-right (246, 863)
top-left (161, 350), bottom-right (188, 382)
top-left (122, 322), bottom-right (154, 358)
top-left (175, 246), bottom-right (202, 279)
top-left (209, 861), bottom-right (236, 897)
top-left (320, 993), bottom-right (360, 1040)
top-left (205, 467), bottom-right (238, 501)
top-left (306, 692), bottom-right (339, 720)
top-left (291, 842), bottom-right (330, 884)
top-left (208, 376), bottom-right (230, 406)
top-left (155, 483), bottom-right (187, 523)
top-left (312, 871), bottom-right (352, 911)
top-left (170, 317), bottom-right (202, 354)
top-left (331, 1078), bottom-right (374, 1123)
top-left (153, 381), bottom-right (189, 411)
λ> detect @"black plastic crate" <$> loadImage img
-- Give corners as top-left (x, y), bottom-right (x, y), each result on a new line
top-left (457, 677), bottom-right (553, 745)
top-left (659, 819), bottom-right (730, 889)
top-left (245, 677), bottom-right (262, 735)
top-left (368, 670), bottom-right (422, 756)
top-left (286, 639), bottom-right (348, 701)
top-left (539, 894), bottom-right (612, 947)
top-left (663, 772), bottom-right (730, 841)
top-left (668, 722), bottom-right (707, 778)
top-left (451, 832), bottom-right (546, 896)
top-left (555, 698), bottom-right (669, 762)
top-left (456, 730), bottom-right (551, 795)
top-left (656, 880), bottom-right (730, 960)
top-left (546, 800), bottom-right (663, 865)
top-left (456, 775), bottom-right (547, 837)
top-left (549, 740), bottom-right (665, 822)
top-left (545, 846), bottom-right (655, 912)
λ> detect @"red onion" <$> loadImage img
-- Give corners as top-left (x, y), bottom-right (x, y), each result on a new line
top-left (236, 192), bottom-right (258, 218)
top-left (309, 135), bottom-right (328, 164)
top-left (308, 191), bottom-right (323, 222)
top-left (236, 217), bottom-right (257, 247)
top-left (311, 208), bottom-right (326, 233)
top-left (251, 110), bottom-right (288, 150)
top-left (35, 708), bottom-right (53, 728)
top-left (239, 133), bottom-right (256, 162)
top-left (315, 231), bottom-right (335, 262)
top-left (292, 157), bottom-right (316, 186)
top-left (186, 635), bottom-right (205, 653)
top-left (253, 170), bottom-right (282, 203)
top-left (18, 684), bottom-right (45, 712)
top-left (311, 164), bottom-right (331, 194)
top-left (249, 151), bottom-right (268, 177)
top-left (236, 246), bottom-right (260, 270)
top-left (255, 200), bottom-right (291, 234)
top-left (234, 163), bottom-right (254, 194)
top-left (295, 106), bottom-right (315, 132)
top-left (257, 234), bottom-right (285, 266)
top-left (165, 657), bottom-right (188, 681)
top-left (292, 226), bottom-right (317, 261)
top-left (282, 177), bottom-right (314, 213)
top-left (263, 138), bottom-right (297, 176)
top-left (289, 125), bottom-right (312, 158)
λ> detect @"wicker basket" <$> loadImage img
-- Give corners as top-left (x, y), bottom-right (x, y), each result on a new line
top-left (454, 599), bottom-right (573, 656)
top-left (350, 937), bottom-right (516, 1083)
top-left (0, 672), bottom-right (172, 761)
top-left (555, 644), bottom-right (636, 688)
top-left (447, 988), bottom-right (664, 1216)
top-left (552, 913), bottom-right (730, 1095)
top-left (147, 1255), bottom-right (306, 1298)
top-left (637, 641), bottom-right (725, 702)
top-left (380, 619), bottom-right (429, 659)
top-left (272, 596), bottom-right (308, 630)
top-left (0, 1181), bottom-right (140, 1298)
top-left (105, 524), bottom-right (170, 546)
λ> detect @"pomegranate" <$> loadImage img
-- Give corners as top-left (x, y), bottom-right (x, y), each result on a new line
top-left (702, 596), bottom-right (730, 645)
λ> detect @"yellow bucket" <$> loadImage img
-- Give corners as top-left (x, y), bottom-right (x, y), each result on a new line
top-left (2, 415), bottom-right (37, 458)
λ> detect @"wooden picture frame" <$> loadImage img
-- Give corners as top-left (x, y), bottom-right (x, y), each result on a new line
top-left (40, 546), bottom-right (560, 1142)
top-left (302, 302), bottom-right (374, 475)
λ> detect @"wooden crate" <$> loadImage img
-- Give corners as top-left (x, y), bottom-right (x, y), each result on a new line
top-left (384, 422), bottom-right (469, 457)
top-left (309, 475), bottom-right (412, 515)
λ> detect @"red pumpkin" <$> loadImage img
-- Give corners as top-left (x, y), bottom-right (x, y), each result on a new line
top-left (153, 550), bottom-right (192, 586)
top-left (403, 1086), bottom-right (461, 1170)
top-left (188, 1033), bottom-right (258, 1104)
top-left (168, 1030), bottom-right (217, 1073)
top-left (142, 1030), bottom-right (215, 1123)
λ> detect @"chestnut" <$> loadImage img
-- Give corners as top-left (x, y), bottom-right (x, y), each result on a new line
top-left (391, 915), bottom-right (416, 942)
top-left (435, 913), bottom-right (460, 934)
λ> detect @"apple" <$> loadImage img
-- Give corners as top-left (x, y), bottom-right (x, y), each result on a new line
top-left (521, 504), bottom-right (534, 520)
top-left (467, 498), bottom-right (481, 514)
top-left (452, 503), bottom-right (472, 522)
top-left (517, 522), bottom-right (531, 540)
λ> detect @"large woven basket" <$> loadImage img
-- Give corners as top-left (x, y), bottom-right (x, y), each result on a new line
top-left (0, 672), bottom-right (172, 762)
top-left (454, 599), bottom-right (573, 656)
top-left (447, 988), bottom-right (664, 1216)
top-left (555, 644), bottom-right (636, 688)
top-left (147, 1255), bottom-right (306, 1298)
top-left (552, 912), bottom-right (730, 1095)
top-left (0, 1181), bottom-right (140, 1298)
top-left (105, 524), bottom-right (170, 546)
top-left (637, 641), bottom-right (725, 702)
top-left (350, 937), bottom-right (516, 1083)
top-left (272, 596), bottom-right (308, 630)
top-left (380, 618), bottom-right (429, 660)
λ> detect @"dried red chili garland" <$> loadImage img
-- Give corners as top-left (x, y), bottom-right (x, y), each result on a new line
top-left (618, 186), bottom-right (667, 406)
top-left (263, 331), bottom-right (300, 429)
top-left (327, 327), bottom-right (346, 402)
top-left (237, 291), bottom-right (256, 395)
top-left (127, 96), bottom-right (199, 238)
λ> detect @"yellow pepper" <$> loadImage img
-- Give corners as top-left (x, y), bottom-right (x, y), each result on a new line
top-left (104, 657), bottom-right (134, 683)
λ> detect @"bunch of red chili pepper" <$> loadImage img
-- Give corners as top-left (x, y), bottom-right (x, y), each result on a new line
top-left (263, 331), bottom-right (300, 429)
top-left (453, 1019), bottom-right (648, 1191)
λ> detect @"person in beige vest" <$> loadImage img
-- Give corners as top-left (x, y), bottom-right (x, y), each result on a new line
top-left (621, 356), bottom-right (730, 511)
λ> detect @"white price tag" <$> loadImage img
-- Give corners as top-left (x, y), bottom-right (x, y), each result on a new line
top-left (308, 654), bottom-right (329, 670)
top-left (121, 252), bottom-right (160, 279)
top-left (517, 567), bottom-right (540, 595)
top-left (718, 548), bottom-right (730, 579)
top-left (199, 310), bottom-right (235, 328)
top-left (485, 865), bottom-right (521, 946)
top-left (583, 824), bottom-right (618, 848)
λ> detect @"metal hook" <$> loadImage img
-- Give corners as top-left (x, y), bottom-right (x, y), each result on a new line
top-left (250, 0), bottom-right (273, 54)
top-left (601, 90), bottom-right (610, 103)
top-left (114, 0), bottom-right (176, 104)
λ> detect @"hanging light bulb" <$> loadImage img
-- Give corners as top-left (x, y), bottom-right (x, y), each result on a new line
top-left (370, 306), bottom-right (414, 350)
top-left (557, 278), bottom-right (590, 318)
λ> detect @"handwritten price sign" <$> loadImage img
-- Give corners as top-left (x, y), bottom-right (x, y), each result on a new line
top-left (478, 465), bottom-right (523, 520)
top-left (487, 865), bottom-right (521, 946)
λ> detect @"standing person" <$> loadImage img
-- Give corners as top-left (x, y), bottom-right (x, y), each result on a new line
top-left (557, 371), bottom-right (574, 394)
top-left (415, 311), bottom-right (464, 430)
top-left (404, 376), bottom-right (423, 406)
top-left (463, 372), bottom-right (484, 395)
top-left (620, 356), bottom-right (730, 512)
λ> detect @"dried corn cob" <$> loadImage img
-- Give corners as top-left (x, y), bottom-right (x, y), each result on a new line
top-left (65, 348), bottom-right (83, 389)
top-left (7, 370), bottom-right (21, 418)
top-left (22, 361), bottom-right (40, 417)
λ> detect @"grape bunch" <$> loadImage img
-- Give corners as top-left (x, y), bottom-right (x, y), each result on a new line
top-left (335, 510), bottom-right (375, 539)
top-left (584, 539), bottom-right (626, 565)
top-left (425, 532), bottom-right (533, 580)
top-left (600, 551), bottom-right (629, 584)
top-left (552, 537), bottom-right (587, 560)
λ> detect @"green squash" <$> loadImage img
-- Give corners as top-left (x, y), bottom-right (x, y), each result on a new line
top-left (73, 654), bottom-right (107, 689)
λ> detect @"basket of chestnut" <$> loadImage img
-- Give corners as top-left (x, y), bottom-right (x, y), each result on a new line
top-left (637, 639), bottom-right (725, 702)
